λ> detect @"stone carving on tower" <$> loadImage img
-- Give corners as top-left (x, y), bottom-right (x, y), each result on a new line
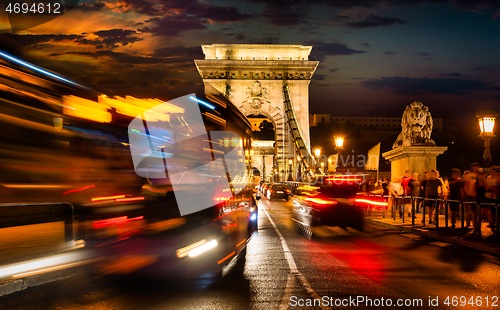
top-left (243, 81), bottom-right (270, 109)
top-left (393, 101), bottom-right (436, 149)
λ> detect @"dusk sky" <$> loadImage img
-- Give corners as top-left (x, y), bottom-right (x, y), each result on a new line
top-left (1, 0), bottom-right (499, 118)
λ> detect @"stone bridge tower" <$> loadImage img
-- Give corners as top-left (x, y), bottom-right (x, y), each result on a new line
top-left (195, 44), bottom-right (318, 179)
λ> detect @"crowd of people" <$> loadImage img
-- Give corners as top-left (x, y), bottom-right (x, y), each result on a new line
top-left (378, 163), bottom-right (500, 232)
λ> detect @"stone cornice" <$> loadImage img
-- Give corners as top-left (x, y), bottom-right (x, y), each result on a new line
top-left (195, 59), bottom-right (318, 80)
top-left (382, 146), bottom-right (448, 161)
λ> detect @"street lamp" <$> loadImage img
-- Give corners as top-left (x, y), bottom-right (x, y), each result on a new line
top-left (334, 136), bottom-right (345, 150)
top-left (334, 136), bottom-right (345, 169)
top-left (296, 155), bottom-right (301, 181)
top-left (477, 114), bottom-right (497, 166)
top-left (314, 148), bottom-right (321, 174)
top-left (288, 159), bottom-right (293, 181)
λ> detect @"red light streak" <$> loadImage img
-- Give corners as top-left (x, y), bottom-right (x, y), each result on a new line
top-left (63, 184), bottom-right (95, 195)
top-left (116, 197), bottom-right (144, 202)
top-left (304, 197), bottom-right (338, 205)
top-left (93, 216), bottom-right (144, 229)
top-left (355, 199), bottom-right (388, 206)
top-left (91, 195), bottom-right (126, 202)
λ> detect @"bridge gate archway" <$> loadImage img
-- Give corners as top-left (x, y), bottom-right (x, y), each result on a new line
top-left (195, 44), bottom-right (318, 181)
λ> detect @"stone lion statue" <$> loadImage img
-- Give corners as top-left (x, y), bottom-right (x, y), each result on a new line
top-left (393, 101), bottom-right (435, 149)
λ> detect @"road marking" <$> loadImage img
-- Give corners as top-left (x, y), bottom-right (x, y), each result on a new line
top-left (279, 274), bottom-right (295, 310)
top-left (262, 205), bottom-right (329, 310)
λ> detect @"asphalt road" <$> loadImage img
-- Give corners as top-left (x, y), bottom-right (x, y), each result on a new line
top-left (1, 197), bottom-right (500, 309)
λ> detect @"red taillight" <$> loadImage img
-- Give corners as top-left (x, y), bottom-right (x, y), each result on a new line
top-left (286, 189), bottom-right (291, 193)
top-left (93, 216), bottom-right (144, 229)
top-left (304, 197), bottom-right (338, 205)
top-left (325, 176), bottom-right (363, 183)
top-left (354, 198), bottom-right (388, 206)
top-left (270, 189), bottom-right (274, 193)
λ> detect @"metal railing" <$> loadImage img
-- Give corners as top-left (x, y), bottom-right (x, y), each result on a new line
top-left (283, 85), bottom-right (315, 171)
top-left (358, 194), bottom-right (499, 241)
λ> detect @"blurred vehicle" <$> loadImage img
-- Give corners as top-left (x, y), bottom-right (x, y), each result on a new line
top-left (0, 54), bottom-right (257, 279)
top-left (291, 175), bottom-right (364, 231)
top-left (261, 182), bottom-right (271, 194)
top-left (266, 183), bottom-right (291, 201)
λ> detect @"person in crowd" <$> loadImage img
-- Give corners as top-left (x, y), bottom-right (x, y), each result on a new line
top-left (447, 168), bottom-right (462, 229)
top-left (425, 169), bottom-right (443, 224)
top-left (485, 166), bottom-right (499, 231)
top-left (382, 178), bottom-right (390, 197)
top-left (402, 170), bottom-right (412, 193)
top-left (408, 172), bottom-right (420, 218)
top-left (389, 177), bottom-right (404, 218)
top-left (462, 170), bottom-right (476, 228)
top-left (436, 170), bottom-right (447, 214)
top-left (471, 163), bottom-right (487, 229)
top-left (418, 171), bottom-right (429, 214)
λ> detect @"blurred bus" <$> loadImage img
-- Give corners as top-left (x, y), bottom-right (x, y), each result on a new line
top-left (0, 54), bottom-right (257, 278)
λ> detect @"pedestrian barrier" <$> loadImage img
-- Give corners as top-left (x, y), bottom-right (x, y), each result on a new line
top-left (357, 194), bottom-right (499, 241)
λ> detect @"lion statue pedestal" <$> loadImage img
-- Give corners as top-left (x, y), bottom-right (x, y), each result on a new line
top-left (382, 102), bottom-right (447, 181)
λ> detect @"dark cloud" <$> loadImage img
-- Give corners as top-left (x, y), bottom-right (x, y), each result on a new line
top-left (353, 77), bottom-right (364, 79)
top-left (361, 43), bottom-right (370, 46)
top-left (314, 74), bottom-right (328, 80)
top-left (66, 50), bottom-right (170, 65)
top-left (452, 0), bottom-right (500, 11)
top-left (447, 72), bottom-right (462, 76)
top-left (416, 52), bottom-right (432, 56)
top-left (1, 33), bottom-right (84, 47)
top-left (473, 66), bottom-right (485, 70)
top-left (139, 16), bottom-right (207, 37)
top-left (261, 9), bottom-right (303, 26)
top-left (346, 15), bottom-right (407, 28)
top-left (235, 33), bottom-right (246, 41)
top-left (151, 46), bottom-right (203, 60)
top-left (75, 1), bottom-right (107, 12)
top-left (362, 76), bottom-right (491, 95)
top-left (305, 41), bottom-right (365, 61)
top-left (180, 1), bottom-right (252, 23)
top-left (385, 51), bottom-right (396, 54)
top-left (77, 29), bottom-right (142, 49)
top-left (76, 0), bottom-right (251, 23)
top-left (329, 68), bottom-right (339, 72)
top-left (248, 0), bottom-right (445, 9)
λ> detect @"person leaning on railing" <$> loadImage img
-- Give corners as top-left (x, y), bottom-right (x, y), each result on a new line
top-left (462, 170), bottom-right (476, 228)
top-left (485, 166), bottom-right (499, 232)
top-left (389, 177), bottom-right (404, 217)
top-left (425, 170), bottom-right (443, 224)
top-left (447, 168), bottom-right (462, 229)
top-left (408, 173), bottom-right (420, 218)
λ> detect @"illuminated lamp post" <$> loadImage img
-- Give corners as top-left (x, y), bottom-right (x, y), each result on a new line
top-left (320, 161), bottom-right (324, 174)
top-left (314, 148), bottom-right (321, 174)
top-left (334, 136), bottom-right (345, 169)
top-left (288, 159), bottom-right (293, 181)
top-left (477, 114), bottom-right (497, 167)
top-left (296, 155), bottom-right (301, 181)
